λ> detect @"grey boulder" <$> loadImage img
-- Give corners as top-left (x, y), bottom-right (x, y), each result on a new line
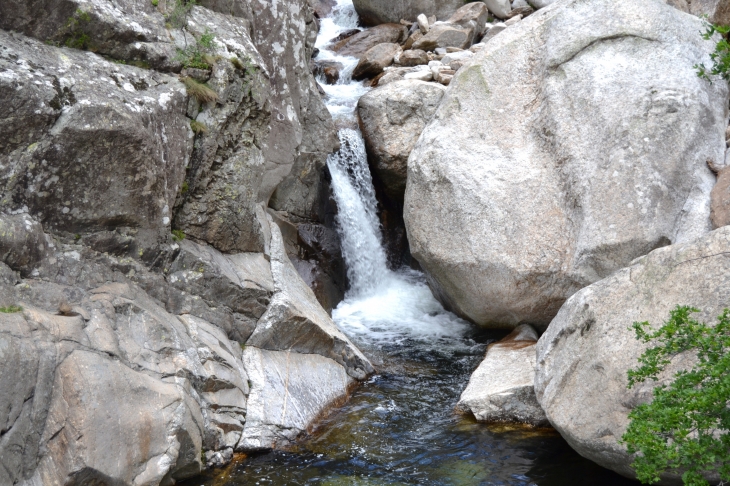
top-left (535, 226), bottom-right (730, 480)
top-left (457, 324), bottom-right (548, 426)
top-left (404, 0), bottom-right (728, 330)
top-left (332, 23), bottom-right (409, 59)
top-left (358, 80), bottom-right (446, 203)
top-left (412, 23), bottom-right (474, 51)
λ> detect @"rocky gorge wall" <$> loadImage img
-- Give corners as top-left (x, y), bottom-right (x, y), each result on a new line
top-left (0, 0), bottom-right (374, 484)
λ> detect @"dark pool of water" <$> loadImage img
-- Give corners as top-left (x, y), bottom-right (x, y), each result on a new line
top-left (182, 327), bottom-right (636, 486)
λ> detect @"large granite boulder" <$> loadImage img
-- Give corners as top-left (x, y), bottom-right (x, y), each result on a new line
top-left (332, 23), bottom-right (409, 59)
top-left (535, 226), bottom-right (730, 480)
top-left (358, 80), bottom-right (446, 203)
top-left (353, 0), bottom-right (466, 26)
top-left (353, 43), bottom-right (402, 80)
top-left (457, 324), bottom-right (548, 426)
top-left (404, 0), bottom-right (728, 330)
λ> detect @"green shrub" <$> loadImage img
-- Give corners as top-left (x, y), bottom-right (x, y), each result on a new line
top-left (176, 31), bottom-right (217, 70)
top-left (171, 229), bottom-right (185, 241)
top-left (181, 76), bottom-right (218, 103)
top-left (622, 306), bottom-right (730, 485)
top-left (0, 305), bottom-right (23, 313)
top-left (63, 9), bottom-right (93, 50)
top-left (695, 22), bottom-right (730, 82)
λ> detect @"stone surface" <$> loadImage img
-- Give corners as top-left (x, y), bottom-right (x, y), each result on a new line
top-left (412, 23), bottom-right (474, 51)
top-left (399, 49), bottom-right (430, 66)
top-left (535, 226), bottom-right (730, 480)
top-left (711, 166), bottom-right (730, 228)
top-left (448, 2), bottom-right (490, 34)
top-left (353, 0), bottom-right (466, 26)
top-left (527, 0), bottom-right (557, 8)
top-left (457, 324), bottom-right (548, 426)
top-left (333, 23), bottom-right (409, 59)
top-left (404, 0), bottom-right (728, 330)
top-left (484, 0), bottom-right (513, 19)
top-left (482, 22), bottom-right (507, 42)
top-left (353, 43), bottom-right (403, 80)
top-left (239, 347), bottom-right (354, 450)
top-left (0, 31), bottom-right (190, 253)
top-left (417, 14), bottom-right (430, 34)
top-left (358, 80), bottom-right (446, 203)
top-left (247, 218), bottom-right (373, 380)
top-left (687, 0), bottom-right (730, 25)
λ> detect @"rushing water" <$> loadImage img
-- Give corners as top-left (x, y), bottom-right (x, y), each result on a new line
top-left (182, 2), bottom-right (637, 485)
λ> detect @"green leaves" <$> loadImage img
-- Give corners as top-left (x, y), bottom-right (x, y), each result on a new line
top-left (622, 306), bottom-right (730, 485)
top-left (695, 22), bottom-right (730, 82)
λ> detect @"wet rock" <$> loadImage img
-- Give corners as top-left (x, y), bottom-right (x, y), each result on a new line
top-left (246, 218), bottom-right (373, 380)
top-left (457, 324), bottom-right (548, 426)
top-left (404, 0), bottom-right (728, 330)
top-left (398, 49), bottom-right (430, 66)
top-left (308, 0), bottom-right (338, 18)
top-left (358, 80), bottom-right (446, 203)
top-left (333, 23), bottom-right (409, 59)
top-left (412, 23), bottom-right (474, 51)
top-left (314, 60), bottom-right (344, 84)
top-left (353, 43), bottom-right (403, 80)
top-left (330, 28), bottom-right (362, 43)
top-left (353, 0), bottom-right (466, 26)
top-left (535, 226), bottom-right (730, 480)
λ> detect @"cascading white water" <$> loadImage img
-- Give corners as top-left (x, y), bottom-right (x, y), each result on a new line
top-left (327, 129), bottom-right (390, 297)
top-left (316, 0), bottom-right (471, 345)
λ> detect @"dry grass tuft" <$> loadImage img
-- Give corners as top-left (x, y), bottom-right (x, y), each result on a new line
top-left (182, 76), bottom-right (218, 104)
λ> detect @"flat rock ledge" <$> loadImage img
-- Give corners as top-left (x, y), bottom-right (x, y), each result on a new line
top-left (456, 324), bottom-right (548, 426)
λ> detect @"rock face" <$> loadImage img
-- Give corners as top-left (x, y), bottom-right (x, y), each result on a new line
top-left (353, 0), bottom-right (466, 26)
top-left (0, 0), bottom-right (368, 483)
top-left (404, 0), bottom-right (729, 330)
top-left (358, 80), bottom-right (446, 203)
top-left (686, 0), bottom-right (730, 24)
top-left (535, 226), bottom-right (730, 480)
top-left (457, 324), bottom-right (548, 426)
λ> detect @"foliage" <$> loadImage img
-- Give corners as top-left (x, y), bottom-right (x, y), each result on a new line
top-left (171, 229), bottom-right (186, 241)
top-left (621, 306), bottom-right (730, 485)
top-left (181, 76), bottom-right (218, 103)
top-left (180, 180), bottom-right (189, 194)
top-left (166, 0), bottom-right (196, 29)
top-left (189, 119), bottom-right (208, 134)
top-left (0, 305), bottom-right (23, 313)
top-left (695, 21), bottom-right (730, 82)
top-left (176, 30), bottom-right (217, 70)
top-left (151, 0), bottom-right (158, 6)
top-left (63, 9), bottom-right (93, 50)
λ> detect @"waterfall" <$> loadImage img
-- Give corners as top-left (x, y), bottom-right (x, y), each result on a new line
top-left (327, 129), bottom-right (390, 298)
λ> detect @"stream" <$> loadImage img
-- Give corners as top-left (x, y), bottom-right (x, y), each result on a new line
top-left (183, 2), bottom-right (637, 484)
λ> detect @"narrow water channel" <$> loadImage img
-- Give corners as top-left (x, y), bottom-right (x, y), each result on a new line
top-left (183, 2), bottom-right (637, 484)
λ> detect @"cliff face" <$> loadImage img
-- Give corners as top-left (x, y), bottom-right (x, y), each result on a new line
top-left (0, 1), bottom-right (366, 484)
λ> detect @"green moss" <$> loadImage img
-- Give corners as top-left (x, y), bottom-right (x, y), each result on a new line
top-left (151, 0), bottom-right (158, 6)
top-left (180, 180), bottom-right (190, 194)
top-left (190, 119), bottom-right (208, 134)
top-left (63, 9), bottom-right (93, 51)
top-left (172, 229), bottom-right (186, 242)
top-left (0, 305), bottom-right (23, 313)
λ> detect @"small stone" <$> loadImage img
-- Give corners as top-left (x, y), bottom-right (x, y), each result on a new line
top-left (505, 14), bottom-right (522, 26)
top-left (404, 70), bottom-right (434, 81)
top-left (417, 14), bottom-right (430, 34)
top-left (484, 0), bottom-right (512, 19)
top-left (399, 49), bottom-right (430, 66)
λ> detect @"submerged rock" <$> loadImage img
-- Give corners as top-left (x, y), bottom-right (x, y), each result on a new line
top-left (457, 324), bottom-right (548, 426)
top-left (404, 0), bottom-right (728, 330)
top-left (535, 226), bottom-right (730, 481)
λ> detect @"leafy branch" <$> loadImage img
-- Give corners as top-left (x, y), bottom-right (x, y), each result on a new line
top-left (622, 306), bottom-right (730, 485)
top-left (695, 22), bottom-right (730, 82)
